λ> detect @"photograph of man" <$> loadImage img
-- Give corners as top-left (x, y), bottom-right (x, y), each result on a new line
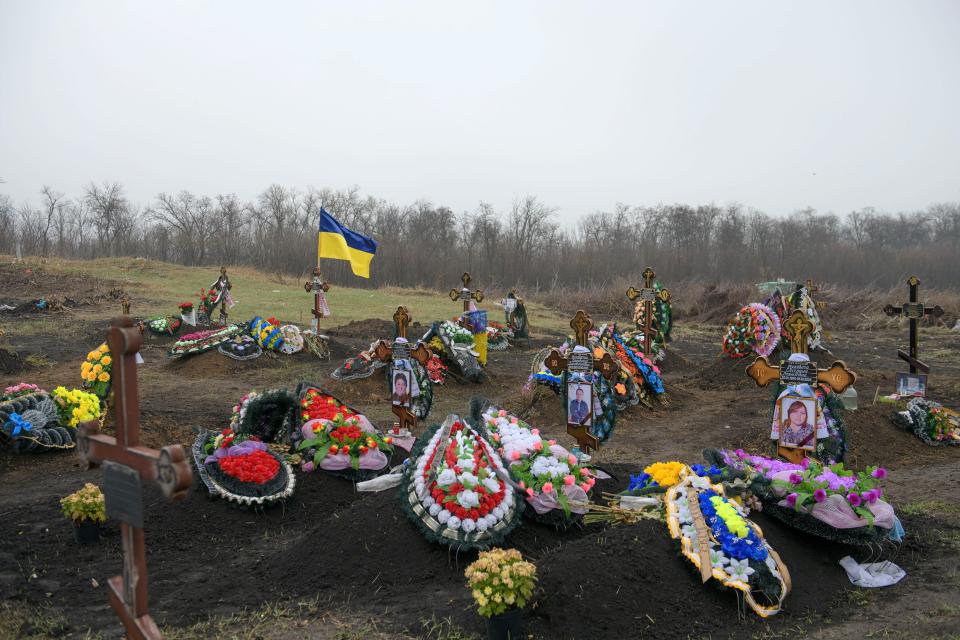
top-left (392, 370), bottom-right (412, 407)
top-left (779, 399), bottom-right (815, 450)
top-left (567, 383), bottom-right (592, 427)
top-left (896, 373), bottom-right (926, 398)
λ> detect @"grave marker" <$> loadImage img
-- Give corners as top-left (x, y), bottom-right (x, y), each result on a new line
top-left (883, 275), bottom-right (944, 374)
top-left (303, 266), bottom-right (332, 333)
top-left (211, 267), bottom-right (233, 325)
top-left (448, 272), bottom-right (484, 313)
top-left (77, 316), bottom-right (193, 640)
top-left (626, 266), bottom-right (670, 357)
top-left (745, 310), bottom-right (857, 463)
top-left (543, 310), bottom-right (620, 452)
top-left (373, 306), bottom-right (432, 434)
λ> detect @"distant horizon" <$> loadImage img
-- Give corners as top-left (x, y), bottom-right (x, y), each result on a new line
top-left (2, 1), bottom-right (959, 222)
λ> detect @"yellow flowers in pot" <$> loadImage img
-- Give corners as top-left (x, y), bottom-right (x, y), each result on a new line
top-left (60, 483), bottom-right (107, 524)
top-left (51, 387), bottom-right (102, 427)
top-left (465, 548), bottom-right (537, 618)
top-left (80, 343), bottom-right (112, 399)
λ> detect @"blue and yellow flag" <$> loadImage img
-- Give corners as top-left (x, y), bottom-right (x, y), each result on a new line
top-left (317, 208), bottom-right (378, 278)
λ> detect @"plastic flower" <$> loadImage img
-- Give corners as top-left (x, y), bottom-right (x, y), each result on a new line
top-left (101, 356), bottom-right (112, 366)
top-left (98, 372), bottom-right (110, 383)
top-left (709, 548), bottom-right (728, 569)
top-left (847, 492), bottom-right (862, 507)
top-left (813, 488), bottom-right (827, 503)
top-left (871, 467), bottom-right (887, 479)
top-left (788, 473), bottom-right (803, 485)
top-left (726, 558), bottom-right (755, 582)
top-left (786, 493), bottom-right (798, 508)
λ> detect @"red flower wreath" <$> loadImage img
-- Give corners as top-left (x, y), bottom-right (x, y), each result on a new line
top-left (218, 450), bottom-right (279, 484)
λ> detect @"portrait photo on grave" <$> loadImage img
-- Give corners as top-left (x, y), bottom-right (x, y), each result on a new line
top-left (391, 368), bottom-right (412, 407)
top-left (567, 382), bottom-right (593, 427)
top-left (778, 394), bottom-right (818, 451)
top-left (897, 372), bottom-right (927, 398)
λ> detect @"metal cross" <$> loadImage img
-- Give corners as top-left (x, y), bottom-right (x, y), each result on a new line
top-left (448, 272), bottom-right (484, 312)
top-left (883, 275), bottom-right (944, 374)
top-left (373, 306), bottom-right (432, 434)
top-left (626, 266), bottom-right (670, 357)
top-left (303, 266), bottom-right (332, 331)
top-left (76, 316), bottom-right (193, 640)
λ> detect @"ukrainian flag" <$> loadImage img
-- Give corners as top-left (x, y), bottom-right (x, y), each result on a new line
top-left (317, 208), bottom-right (378, 278)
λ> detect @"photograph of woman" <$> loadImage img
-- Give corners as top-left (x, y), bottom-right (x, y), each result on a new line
top-left (392, 370), bottom-right (412, 407)
top-left (779, 398), bottom-right (816, 450)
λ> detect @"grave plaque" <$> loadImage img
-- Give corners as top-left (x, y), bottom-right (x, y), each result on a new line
top-left (779, 359), bottom-right (818, 386)
top-left (568, 350), bottom-right (593, 372)
top-left (103, 461), bottom-right (145, 528)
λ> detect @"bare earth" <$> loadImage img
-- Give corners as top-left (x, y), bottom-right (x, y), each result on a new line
top-left (1, 263), bottom-right (959, 639)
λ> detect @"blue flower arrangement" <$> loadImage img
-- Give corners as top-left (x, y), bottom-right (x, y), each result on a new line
top-left (613, 335), bottom-right (665, 395)
top-left (698, 490), bottom-right (768, 562)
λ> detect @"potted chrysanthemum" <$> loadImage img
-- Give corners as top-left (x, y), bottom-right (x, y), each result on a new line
top-left (60, 483), bottom-right (107, 544)
top-left (465, 548), bottom-right (537, 640)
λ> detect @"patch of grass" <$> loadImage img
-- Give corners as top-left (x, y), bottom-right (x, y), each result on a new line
top-left (24, 353), bottom-right (54, 367)
top-left (0, 601), bottom-right (90, 639)
top-left (845, 589), bottom-right (873, 606)
top-left (418, 615), bottom-right (481, 640)
top-left (16, 257), bottom-right (571, 334)
top-left (927, 602), bottom-right (960, 617)
top-left (900, 500), bottom-right (960, 519)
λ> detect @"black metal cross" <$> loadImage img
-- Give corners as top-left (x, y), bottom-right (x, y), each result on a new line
top-left (884, 275), bottom-right (944, 374)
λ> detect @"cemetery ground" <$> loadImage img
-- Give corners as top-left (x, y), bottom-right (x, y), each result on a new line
top-left (1, 258), bottom-right (960, 639)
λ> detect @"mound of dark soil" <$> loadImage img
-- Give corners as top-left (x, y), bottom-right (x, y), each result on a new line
top-left (688, 354), bottom-right (754, 391)
top-left (0, 347), bottom-right (29, 374)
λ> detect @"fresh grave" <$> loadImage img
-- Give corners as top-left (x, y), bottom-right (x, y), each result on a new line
top-left (1, 383), bottom-right (78, 453)
top-left (400, 415), bottom-right (523, 552)
top-left (702, 448), bottom-right (902, 546)
top-left (890, 398), bottom-right (960, 446)
top-left (473, 401), bottom-right (597, 528)
top-left (625, 266), bottom-right (673, 361)
top-left (192, 387), bottom-right (298, 506)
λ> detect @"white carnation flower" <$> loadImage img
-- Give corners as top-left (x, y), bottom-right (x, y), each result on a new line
top-left (428, 503), bottom-right (442, 516)
top-left (461, 518), bottom-right (476, 533)
top-left (437, 509), bottom-right (451, 524)
top-left (447, 516), bottom-right (461, 530)
top-left (437, 469), bottom-right (457, 487)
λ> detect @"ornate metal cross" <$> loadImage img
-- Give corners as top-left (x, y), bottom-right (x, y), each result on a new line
top-left (543, 310), bottom-right (619, 453)
top-left (626, 266), bottom-right (670, 357)
top-left (373, 306), bottom-right (432, 434)
top-left (883, 275), bottom-right (944, 374)
top-left (76, 316), bottom-right (193, 640)
top-left (448, 272), bottom-right (484, 313)
top-left (303, 266), bottom-right (332, 332)
top-left (746, 310), bottom-right (857, 393)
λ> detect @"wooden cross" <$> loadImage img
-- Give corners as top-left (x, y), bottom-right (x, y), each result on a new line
top-left (448, 272), bottom-right (484, 313)
top-left (303, 266), bottom-right (332, 332)
top-left (746, 310), bottom-right (857, 464)
top-left (543, 310), bottom-right (620, 453)
top-left (373, 306), bottom-right (432, 434)
top-left (746, 310), bottom-right (857, 392)
top-left (76, 316), bottom-right (193, 640)
top-left (626, 266), bottom-right (670, 357)
top-left (805, 278), bottom-right (827, 311)
top-left (883, 275), bottom-right (944, 374)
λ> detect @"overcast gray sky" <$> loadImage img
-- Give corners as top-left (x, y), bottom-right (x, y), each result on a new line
top-left (1, 1), bottom-right (958, 222)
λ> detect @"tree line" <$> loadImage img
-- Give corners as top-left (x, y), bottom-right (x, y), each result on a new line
top-left (2, 182), bottom-right (958, 290)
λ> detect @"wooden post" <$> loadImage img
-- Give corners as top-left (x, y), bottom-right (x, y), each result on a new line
top-left (448, 272), bottom-right (484, 313)
top-left (883, 275), bottom-right (944, 374)
top-left (373, 306), bottom-right (432, 434)
top-left (76, 316), bottom-right (193, 640)
top-left (543, 310), bottom-right (620, 453)
top-left (303, 266), bottom-right (332, 332)
top-left (626, 266), bottom-right (670, 357)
